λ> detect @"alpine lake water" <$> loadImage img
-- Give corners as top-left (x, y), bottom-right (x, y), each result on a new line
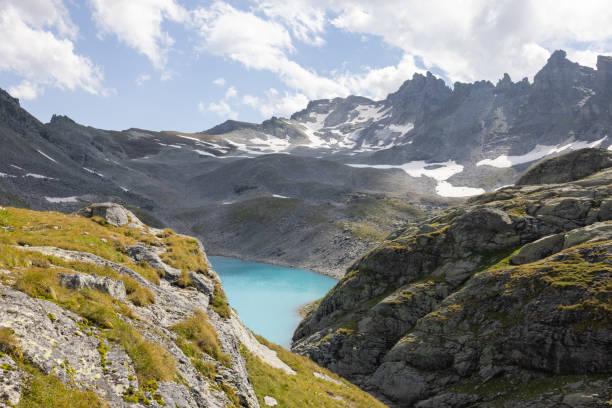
top-left (209, 256), bottom-right (338, 348)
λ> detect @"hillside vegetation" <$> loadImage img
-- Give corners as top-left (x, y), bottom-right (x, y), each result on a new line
top-left (0, 203), bottom-right (385, 407)
top-left (292, 149), bottom-right (612, 407)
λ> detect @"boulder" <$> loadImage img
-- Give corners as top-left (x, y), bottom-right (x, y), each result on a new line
top-left (76, 202), bottom-right (135, 227)
top-left (510, 234), bottom-right (565, 265)
top-left (563, 221), bottom-right (612, 248)
top-left (58, 273), bottom-right (126, 301)
top-left (126, 245), bottom-right (181, 280)
top-left (517, 148), bottom-right (612, 186)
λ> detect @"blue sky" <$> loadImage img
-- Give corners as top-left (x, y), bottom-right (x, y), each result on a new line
top-left (1, 0), bottom-right (611, 133)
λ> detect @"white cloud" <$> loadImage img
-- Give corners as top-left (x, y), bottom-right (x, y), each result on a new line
top-left (213, 77), bottom-right (226, 86)
top-left (200, 83), bottom-right (240, 119)
top-left (246, 0), bottom-right (612, 86)
top-left (89, 0), bottom-right (188, 69)
top-left (255, 0), bottom-right (327, 46)
top-left (135, 73), bottom-right (152, 86)
top-left (224, 86), bottom-right (237, 100)
top-left (0, 0), bottom-right (77, 38)
top-left (192, 1), bottom-right (414, 115)
top-left (336, 54), bottom-right (425, 100)
top-left (0, 3), bottom-right (105, 99)
top-left (327, 0), bottom-right (612, 82)
top-left (8, 80), bottom-right (40, 100)
top-left (207, 99), bottom-right (238, 119)
top-left (242, 89), bottom-right (309, 117)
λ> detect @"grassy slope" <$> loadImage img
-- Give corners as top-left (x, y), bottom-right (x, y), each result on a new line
top-left (243, 334), bottom-right (387, 408)
top-left (0, 205), bottom-right (387, 407)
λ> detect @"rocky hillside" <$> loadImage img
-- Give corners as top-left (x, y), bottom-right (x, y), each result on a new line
top-left (0, 88), bottom-right (442, 277)
top-left (292, 148), bottom-right (612, 407)
top-left (3, 50), bottom-right (612, 277)
top-left (0, 203), bottom-right (386, 407)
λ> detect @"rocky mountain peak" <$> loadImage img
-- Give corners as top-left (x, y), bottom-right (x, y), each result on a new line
top-left (495, 72), bottom-right (513, 89)
top-left (49, 114), bottom-right (76, 125)
top-left (596, 54), bottom-right (612, 95)
top-left (533, 49), bottom-right (595, 91)
top-left (0, 88), bottom-right (20, 107)
top-left (203, 119), bottom-right (259, 135)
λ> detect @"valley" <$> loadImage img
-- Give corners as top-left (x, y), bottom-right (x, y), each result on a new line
top-left (3, 51), bottom-right (612, 277)
top-left (0, 47), bottom-right (611, 408)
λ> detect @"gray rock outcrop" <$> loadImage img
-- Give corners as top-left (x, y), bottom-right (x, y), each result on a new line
top-left (58, 272), bottom-right (127, 301)
top-left (76, 202), bottom-right (136, 227)
top-left (517, 148), bottom-right (612, 185)
top-left (292, 153), bottom-right (612, 407)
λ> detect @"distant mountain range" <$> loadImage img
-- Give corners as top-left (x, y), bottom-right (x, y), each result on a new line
top-left (1, 50), bottom-right (611, 275)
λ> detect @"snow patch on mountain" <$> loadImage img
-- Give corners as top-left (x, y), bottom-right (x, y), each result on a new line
top-left (36, 149), bottom-right (57, 163)
top-left (25, 173), bottom-right (56, 180)
top-left (83, 167), bottom-right (104, 178)
top-left (348, 160), bottom-right (483, 197)
top-left (477, 137), bottom-right (607, 168)
top-left (194, 149), bottom-right (217, 157)
top-left (249, 135), bottom-right (291, 153)
top-left (388, 123), bottom-right (414, 134)
top-left (45, 196), bottom-right (79, 203)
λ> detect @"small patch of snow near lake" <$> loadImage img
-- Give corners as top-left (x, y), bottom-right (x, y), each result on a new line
top-left (45, 196), bottom-right (79, 203)
top-left (477, 136), bottom-right (607, 168)
top-left (272, 194), bottom-right (289, 199)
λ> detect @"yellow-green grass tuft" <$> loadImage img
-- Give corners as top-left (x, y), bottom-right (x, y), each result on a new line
top-left (18, 366), bottom-right (109, 408)
top-left (243, 334), bottom-right (388, 408)
top-left (170, 310), bottom-right (232, 368)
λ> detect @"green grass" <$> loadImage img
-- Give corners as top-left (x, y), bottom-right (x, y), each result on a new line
top-left (11, 266), bottom-right (176, 384)
top-left (170, 310), bottom-right (232, 368)
top-left (18, 366), bottom-right (109, 408)
top-left (211, 282), bottom-right (231, 318)
top-left (0, 327), bottom-right (21, 359)
top-left (242, 334), bottom-right (388, 408)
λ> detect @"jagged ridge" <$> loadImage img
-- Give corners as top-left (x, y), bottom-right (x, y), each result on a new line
top-left (292, 148), bottom-right (612, 407)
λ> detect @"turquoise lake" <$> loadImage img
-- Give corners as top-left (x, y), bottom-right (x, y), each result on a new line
top-left (209, 256), bottom-right (337, 347)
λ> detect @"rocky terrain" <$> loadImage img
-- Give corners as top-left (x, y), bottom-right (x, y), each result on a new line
top-left (292, 148), bottom-right (612, 407)
top-left (0, 202), bottom-right (386, 407)
top-left (2, 50), bottom-right (612, 276)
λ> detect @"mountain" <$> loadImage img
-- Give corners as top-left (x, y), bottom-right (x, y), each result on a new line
top-left (291, 148), bottom-right (612, 407)
top-left (2, 50), bottom-right (612, 276)
top-left (0, 202), bottom-right (386, 407)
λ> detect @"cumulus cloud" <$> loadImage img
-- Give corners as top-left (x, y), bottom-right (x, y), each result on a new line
top-left (191, 1), bottom-right (415, 115)
top-left (89, 0), bottom-right (188, 69)
top-left (206, 100), bottom-right (238, 119)
top-left (135, 73), bottom-right (152, 86)
top-left (200, 83), bottom-right (239, 119)
top-left (242, 89), bottom-right (309, 117)
top-left (327, 0), bottom-right (612, 82)
top-left (212, 77), bottom-right (226, 86)
top-left (0, 2), bottom-right (106, 100)
top-left (255, 0), bottom-right (327, 46)
top-left (224, 86), bottom-right (237, 99)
